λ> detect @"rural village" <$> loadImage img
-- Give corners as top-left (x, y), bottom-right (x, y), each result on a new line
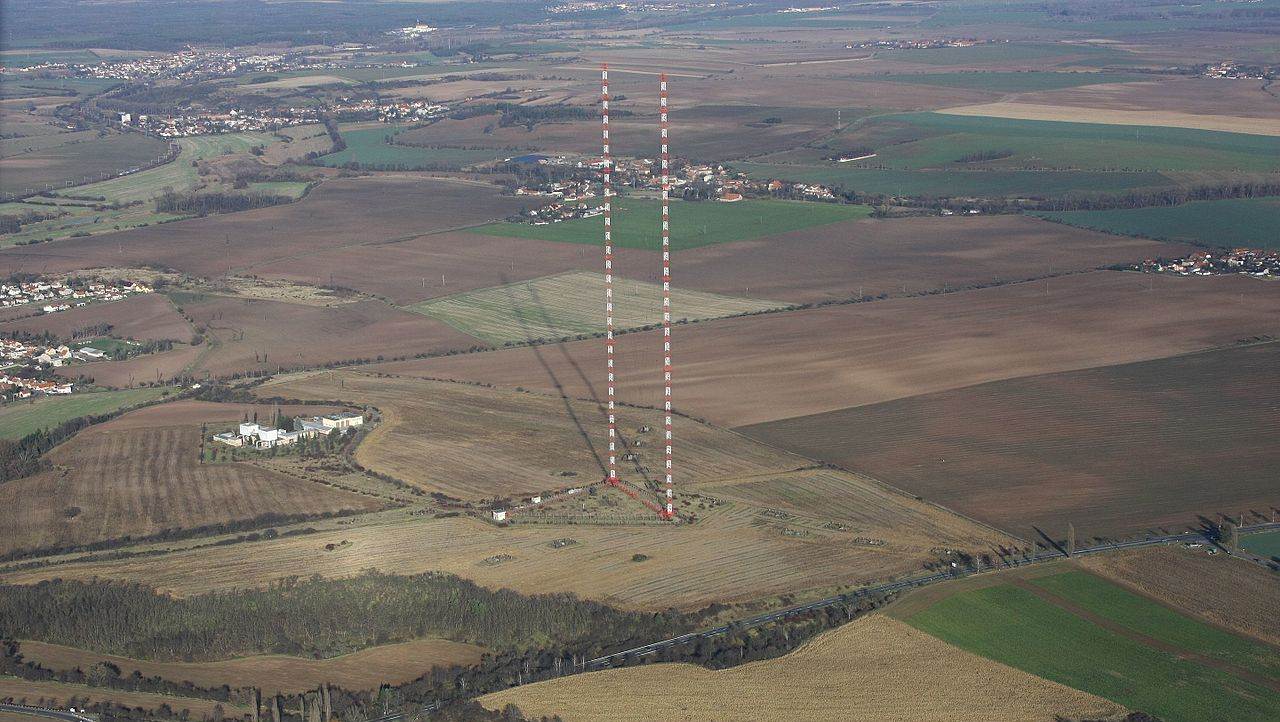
top-left (1, 1), bottom-right (1278, 722)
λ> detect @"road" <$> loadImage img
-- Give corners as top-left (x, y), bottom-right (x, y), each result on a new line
top-left (580, 522), bottom-right (1279, 669)
top-left (14, 525), bottom-right (1263, 722)
top-left (0, 704), bottom-right (95, 722)
top-left (353, 522), bottom-right (1276, 722)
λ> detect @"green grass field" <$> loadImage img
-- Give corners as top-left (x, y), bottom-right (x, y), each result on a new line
top-left (0, 387), bottom-right (174, 440)
top-left (1242, 530), bottom-right (1280, 559)
top-left (472, 198), bottom-right (872, 251)
top-left (1037, 198), bottom-right (1280, 250)
top-left (733, 162), bottom-right (1172, 198)
top-left (0, 202), bottom-right (186, 248)
top-left (408, 271), bottom-right (784, 345)
top-left (877, 41), bottom-right (1136, 67)
top-left (1031, 571), bottom-right (1280, 678)
top-left (247, 181), bottom-right (311, 199)
top-left (52, 133), bottom-right (274, 205)
top-left (866, 71), bottom-right (1145, 93)
top-left (316, 127), bottom-right (502, 170)
top-left (906, 582), bottom-right (1280, 722)
top-left (829, 113), bottom-right (1280, 173)
top-left (0, 132), bottom-right (169, 197)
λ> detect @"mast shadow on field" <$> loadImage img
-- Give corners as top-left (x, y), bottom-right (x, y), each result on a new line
top-left (502, 275), bottom-right (605, 475)
top-left (539, 276), bottom-right (659, 492)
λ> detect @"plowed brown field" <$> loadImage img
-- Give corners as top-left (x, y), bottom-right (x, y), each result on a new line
top-left (0, 293), bottom-right (192, 342)
top-left (181, 296), bottom-right (478, 377)
top-left (0, 407), bottom-right (382, 554)
top-left (0, 176), bottom-right (526, 279)
top-left (670, 214), bottom-right (1187, 304)
top-left (375, 272), bottom-right (1280, 427)
top-left (739, 343), bottom-right (1280, 539)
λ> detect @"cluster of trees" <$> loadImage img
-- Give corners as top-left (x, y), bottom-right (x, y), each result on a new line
top-left (0, 571), bottom-right (692, 662)
top-left (322, 118), bottom-right (346, 154)
top-left (1033, 178), bottom-right (1280, 212)
top-left (97, 82), bottom-right (221, 116)
top-left (495, 103), bottom-right (594, 131)
top-left (0, 207), bottom-right (60, 234)
top-left (822, 178), bottom-right (1280, 214)
top-left (157, 191), bottom-right (295, 216)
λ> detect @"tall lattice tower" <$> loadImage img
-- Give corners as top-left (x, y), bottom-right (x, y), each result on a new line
top-left (659, 73), bottom-right (674, 519)
top-left (599, 66), bottom-right (676, 520)
top-left (601, 64), bottom-right (619, 490)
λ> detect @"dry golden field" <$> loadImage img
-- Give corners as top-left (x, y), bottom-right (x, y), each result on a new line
top-left (0, 678), bottom-right (245, 718)
top-left (1005, 77), bottom-right (1280, 122)
top-left (0, 403), bottom-right (383, 554)
top-left (260, 371), bottom-right (806, 501)
top-left (18, 637), bottom-right (485, 696)
top-left (479, 614), bottom-right (1124, 721)
top-left (938, 102), bottom-right (1280, 136)
top-left (2, 468), bottom-right (1007, 610)
top-left (1079, 547), bottom-right (1280, 648)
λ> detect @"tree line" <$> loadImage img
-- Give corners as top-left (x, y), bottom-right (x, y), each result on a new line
top-left (157, 191), bottom-right (295, 216)
top-left (0, 571), bottom-right (694, 662)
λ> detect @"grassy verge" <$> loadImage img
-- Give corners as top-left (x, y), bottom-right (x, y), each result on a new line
top-left (0, 387), bottom-right (175, 440)
top-left (1030, 571), bottom-right (1280, 678)
top-left (905, 583), bottom-right (1280, 722)
top-left (1242, 530), bottom-right (1280, 559)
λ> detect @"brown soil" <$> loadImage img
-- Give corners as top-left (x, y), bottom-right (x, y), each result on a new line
top-left (182, 296), bottom-right (479, 378)
top-left (0, 176), bottom-right (527, 279)
top-left (739, 342), bottom-right (1280, 539)
top-left (669, 214), bottom-right (1189, 304)
top-left (0, 293), bottom-right (192, 342)
top-left (245, 230), bottom-right (601, 306)
top-left (376, 271), bottom-right (1280, 427)
top-left (0, 407), bottom-right (383, 554)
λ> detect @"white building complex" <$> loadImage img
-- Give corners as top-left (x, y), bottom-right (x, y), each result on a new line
top-left (212, 412), bottom-right (364, 449)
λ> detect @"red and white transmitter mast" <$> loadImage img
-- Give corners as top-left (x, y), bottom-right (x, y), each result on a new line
top-left (601, 64), bottom-right (619, 490)
top-left (659, 73), bottom-right (674, 519)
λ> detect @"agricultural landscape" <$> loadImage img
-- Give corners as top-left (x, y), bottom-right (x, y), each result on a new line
top-left (1, 1), bottom-right (1278, 721)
